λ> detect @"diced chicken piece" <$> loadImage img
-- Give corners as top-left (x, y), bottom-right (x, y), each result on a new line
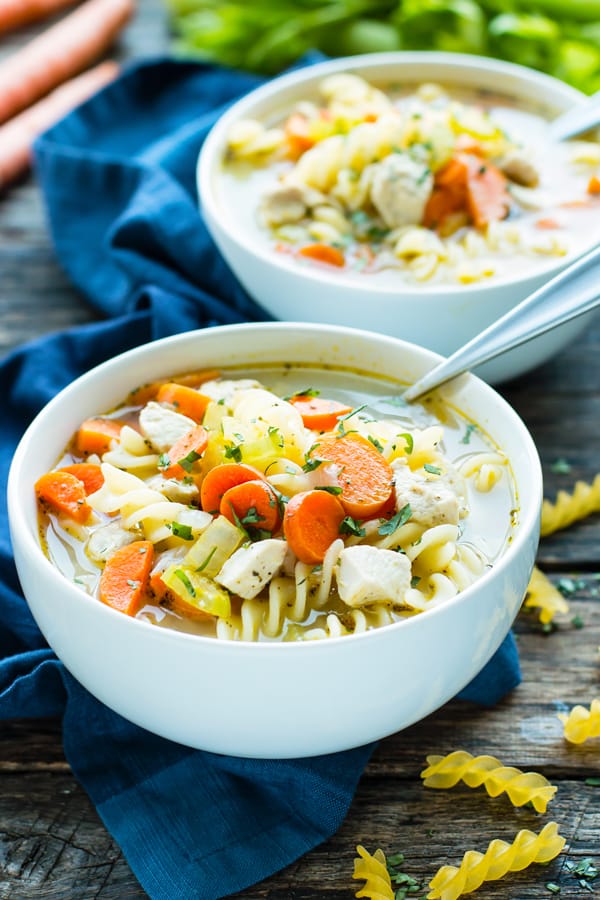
top-left (215, 539), bottom-right (288, 600)
top-left (138, 401), bottom-right (196, 454)
top-left (86, 522), bottom-right (136, 562)
top-left (499, 152), bottom-right (539, 188)
top-left (260, 184), bottom-right (308, 226)
top-left (369, 153), bottom-right (433, 229)
top-left (146, 474), bottom-right (200, 504)
top-left (392, 460), bottom-right (465, 527)
top-left (337, 545), bottom-right (411, 608)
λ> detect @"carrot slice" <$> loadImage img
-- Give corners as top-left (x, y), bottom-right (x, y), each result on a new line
top-left (200, 463), bottom-right (265, 515)
top-left (314, 433), bottom-right (394, 519)
top-left (149, 569), bottom-right (212, 621)
top-left (297, 244), bottom-right (345, 267)
top-left (423, 157), bottom-right (468, 229)
top-left (35, 470), bottom-right (91, 523)
top-left (76, 417), bottom-right (122, 455)
top-left (462, 154), bottom-right (510, 228)
top-left (99, 541), bottom-right (154, 616)
top-left (285, 112), bottom-right (315, 158)
top-left (288, 395), bottom-right (353, 432)
top-left (535, 217), bottom-right (560, 230)
top-left (284, 490), bottom-right (345, 565)
top-left (127, 369), bottom-right (221, 406)
top-left (161, 425), bottom-right (208, 480)
top-left (59, 463), bottom-right (104, 495)
top-left (220, 479), bottom-right (281, 534)
top-left (587, 175), bottom-right (600, 195)
top-left (156, 382), bottom-right (211, 423)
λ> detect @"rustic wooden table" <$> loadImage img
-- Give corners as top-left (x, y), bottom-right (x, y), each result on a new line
top-left (1, 4), bottom-right (599, 898)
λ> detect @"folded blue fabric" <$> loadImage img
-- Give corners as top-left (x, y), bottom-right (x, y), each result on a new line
top-left (0, 58), bottom-right (520, 900)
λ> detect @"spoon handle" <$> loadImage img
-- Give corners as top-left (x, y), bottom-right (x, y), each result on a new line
top-left (548, 90), bottom-right (600, 142)
top-left (404, 244), bottom-right (600, 402)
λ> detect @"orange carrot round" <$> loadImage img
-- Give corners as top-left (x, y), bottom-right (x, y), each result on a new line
top-left (99, 540), bottom-right (154, 616)
top-left (297, 243), bottom-right (345, 267)
top-left (285, 112), bottom-right (315, 158)
top-left (60, 462), bottom-right (104, 495)
top-left (587, 175), bottom-right (600, 195)
top-left (127, 370), bottom-right (220, 407)
top-left (162, 425), bottom-right (208, 480)
top-left (288, 395), bottom-right (353, 432)
top-left (283, 489), bottom-right (345, 565)
top-left (200, 463), bottom-right (264, 514)
top-left (156, 382), bottom-right (211, 423)
top-left (76, 417), bottom-right (122, 455)
top-left (35, 470), bottom-right (91, 523)
top-left (314, 433), bottom-right (393, 519)
top-left (220, 479), bottom-right (281, 533)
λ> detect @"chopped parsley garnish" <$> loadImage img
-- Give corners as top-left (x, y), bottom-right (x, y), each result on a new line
top-left (385, 852), bottom-right (424, 898)
top-left (424, 463), bottom-right (442, 475)
top-left (174, 569), bottom-right (196, 597)
top-left (224, 442), bottom-right (242, 463)
top-left (196, 546), bottom-right (217, 572)
top-left (585, 778), bottom-right (600, 786)
top-left (315, 485), bottom-right (342, 495)
top-left (378, 503), bottom-right (412, 536)
top-left (565, 857), bottom-right (599, 891)
top-left (240, 506), bottom-right (266, 526)
top-left (398, 432), bottom-right (414, 455)
top-left (178, 449), bottom-right (201, 473)
top-left (157, 452), bottom-right (171, 470)
top-left (289, 387), bottom-right (320, 399)
top-left (410, 575), bottom-right (421, 588)
top-left (302, 443), bottom-right (323, 472)
top-left (551, 457), bottom-right (572, 474)
top-left (571, 614), bottom-right (584, 629)
top-left (268, 425), bottom-right (284, 448)
top-left (339, 516), bottom-right (366, 537)
top-left (545, 883), bottom-right (561, 894)
top-left (169, 522), bottom-right (194, 541)
top-left (367, 434), bottom-right (384, 453)
top-left (126, 579), bottom-right (140, 589)
top-left (460, 423), bottom-right (477, 445)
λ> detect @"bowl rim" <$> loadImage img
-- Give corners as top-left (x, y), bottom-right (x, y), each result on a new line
top-left (197, 50), bottom-right (589, 296)
top-left (8, 321), bottom-right (542, 652)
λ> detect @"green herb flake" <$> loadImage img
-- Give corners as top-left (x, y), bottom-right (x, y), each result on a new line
top-left (585, 777), bottom-right (600, 786)
top-left (157, 452), bottom-right (171, 470)
top-left (551, 457), bottom-right (572, 474)
top-left (170, 522), bottom-right (194, 541)
top-left (178, 449), bottom-right (201, 473)
top-left (546, 883), bottom-right (561, 894)
top-left (302, 443), bottom-right (323, 473)
top-left (558, 578), bottom-right (578, 596)
top-left (285, 387), bottom-right (320, 400)
top-left (460, 423), bottom-right (477, 445)
top-left (241, 506), bottom-right (266, 526)
top-left (337, 403), bottom-right (367, 424)
top-left (367, 434), bottom-right (384, 453)
top-left (339, 516), bottom-right (366, 537)
top-left (424, 463), bottom-right (441, 475)
top-left (398, 432), bottom-right (414, 454)
top-left (196, 546), bottom-right (217, 573)
top-left (174, 569), bottom-right (196, 598)
top-left (378, 503), bottom-right (412, 536)
top-left (410, 575), bottom-right (421, 588)
top-left (224, 442), bottom-right (243, 463)
top-left (315, 485), bottom-right (343, 495)
top-left (571, 614), bottom-right (585, 629)
top-left (268, 425), bottom-right (284, 448)
top-left (126, 579), bottom-right (140, 589)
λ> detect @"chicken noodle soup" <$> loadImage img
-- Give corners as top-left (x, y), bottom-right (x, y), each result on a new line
top-left (220, 74), bottom-right (600, 285)
top-left (36, 366), bottom-right (516, 641)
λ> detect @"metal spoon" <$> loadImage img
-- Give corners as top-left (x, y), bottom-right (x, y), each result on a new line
top-left (403, 243), bottom-right (600, 403)
top-left (548, 90), bottom-right (600, 142)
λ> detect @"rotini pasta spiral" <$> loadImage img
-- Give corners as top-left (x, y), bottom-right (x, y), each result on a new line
top-left (558, 698), bottom-right (600, 744)
top-left (541, 474), bottom-right (600, 536)
top-left (522, 566), bottom-right (569, 624)
top-left (352, 845), bottom-right (395, 900)
top-left (421, 750), bottom-right (557, 813)
top-left (427, 822), bottom-right (565, 900)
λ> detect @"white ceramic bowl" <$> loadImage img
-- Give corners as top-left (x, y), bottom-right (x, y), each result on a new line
top-left (198, 52), bottom-right (598, 384)
top-left (8, 323), bottom-right (541, 758)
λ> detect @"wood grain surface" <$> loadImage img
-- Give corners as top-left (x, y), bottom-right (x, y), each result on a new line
top-left (1, 2), bottom-right (599, 898)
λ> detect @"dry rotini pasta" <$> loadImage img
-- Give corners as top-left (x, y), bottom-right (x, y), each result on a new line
top-left (352, 845), bottom-right (395, 900)
top-left (522, 566), bottom-right (570, 625)
top-left (427, 822), bottom-right (565, 900)
top-left (541, 474), bottom-right (600, 536)
top-left (558, 698), bottom-right (600, 744)
top-left (421, 750), bottom-right (557, 813)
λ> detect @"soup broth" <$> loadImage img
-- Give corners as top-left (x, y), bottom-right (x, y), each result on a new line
top-left (37, 365), bottom-right (517, 642)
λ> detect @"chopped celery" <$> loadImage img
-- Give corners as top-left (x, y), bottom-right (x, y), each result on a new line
top-left (184, 514), bottom-right (245, 578)
top-left (161, 563), bottom-right (231, 618)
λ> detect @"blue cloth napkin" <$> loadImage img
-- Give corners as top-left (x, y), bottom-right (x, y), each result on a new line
top-left (0, 58), bottom-right (521, 900)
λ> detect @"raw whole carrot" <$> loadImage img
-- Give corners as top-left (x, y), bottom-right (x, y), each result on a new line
top-left (60, 462), bottom-right (104, 494)
top-left (587, 175), bottom-right (600, 195)
top-left (0, 0), bottom-right (134, 125)
top-left (313, 432), bottom-right (394, 519)
top-left (126, 369), bottom-right (220, 406)
top-left (0, 62), bottom-right (118, 188)
top-left (35, 470), bottom-right (91, 522)
top-left (0, 0), bottom-right (78, 34)
top-left (161, 425), bottom-right (208, 480)
top-left (220, 479), bottom-right (281, 533)
top-left (283, 489), bottom-right (345, 565)
top-left (297, 243), bottom-right (345, 267)
top-left (75, 417), bottom-right (122, 455)
top-left (156, 382), bottom-right (211, 423)
top-left (288, 395), bottom-right (353, 432)
top-left (200, 463), bottom-right (264, 514)
top-left (99, 540), bottom-right (153, 616)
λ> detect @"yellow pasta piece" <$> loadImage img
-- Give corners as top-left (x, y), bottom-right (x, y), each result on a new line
top-left (558, 698), bottom-right (600, 744)
top-left (522, 566), bottom-right (569, 624)
top-left (353, 845), bottom-right (395, 900)
top-left (421, 750), bottom-right (557, 813)
top-left (427, 822), bottom-right (565, 900)
top-left (541, 474), bottom-right (600, 536)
